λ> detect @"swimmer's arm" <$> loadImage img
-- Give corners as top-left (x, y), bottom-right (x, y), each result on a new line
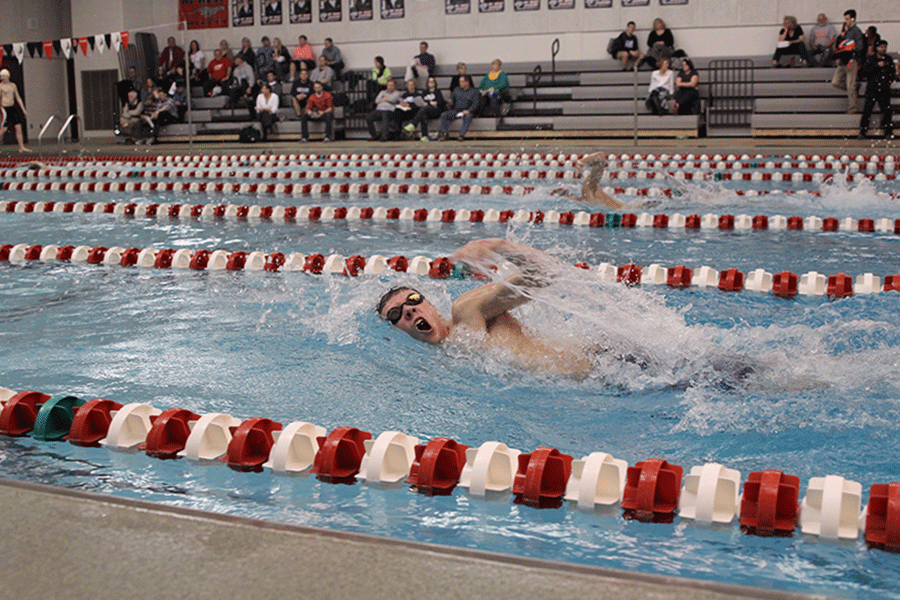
top-left (453, 238), bottom-right (555, 289)
top-left (575, 151), bottom-right (606, 176)
top-left (451, 281), bottom-right (531, 329)
top-left (579, 183), bottom-right (625, 210)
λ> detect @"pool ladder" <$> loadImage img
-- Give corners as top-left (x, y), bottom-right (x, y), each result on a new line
top-left (37, 114), bottom-right (85, 157)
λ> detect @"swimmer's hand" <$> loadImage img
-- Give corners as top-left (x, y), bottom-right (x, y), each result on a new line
top-left (452, 238), bottom-right (556, 288)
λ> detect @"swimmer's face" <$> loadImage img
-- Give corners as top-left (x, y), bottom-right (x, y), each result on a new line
top-left (380, 290), bottom-right (449, 345)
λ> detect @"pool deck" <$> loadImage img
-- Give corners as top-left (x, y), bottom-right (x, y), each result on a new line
top-left (1, 134), bottom-right (887, 600)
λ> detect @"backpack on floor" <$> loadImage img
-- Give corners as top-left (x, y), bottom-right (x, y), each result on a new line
top-left (239, 125), bottom-right (262, 144)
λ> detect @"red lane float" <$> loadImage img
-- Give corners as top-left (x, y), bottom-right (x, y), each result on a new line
top-left (739, 469), bottom-right (800, 535)
top-left (512, 446), bottom-right (573, 508)
top-left (406, 437), bottom-right (469, 495)
top-left (0, 391), bottom-right (51, 436)
top-left (621, 458), bottom-right (683, 522)
top-left (66, 398), bottom-right (124, 447)
top-left (865, 482), bottom-right (900, 550)
top-left (142, 408), bottom-right (200, 459)
top-left (225, 417), bottom-right (283, 471)
top-left (310, 426), bottom-right (372, 482)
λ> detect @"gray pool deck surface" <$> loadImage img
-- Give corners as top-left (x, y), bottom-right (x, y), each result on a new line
top-left (1, 134), bottom-right (892, 600)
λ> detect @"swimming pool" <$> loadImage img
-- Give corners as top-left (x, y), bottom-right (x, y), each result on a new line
top-left (1, 152), bottom-right (899, 598)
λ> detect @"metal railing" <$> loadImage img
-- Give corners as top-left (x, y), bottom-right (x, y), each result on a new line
top-left (56, 114), bottom-right (85, 155)
top-left (37, 116), bottom-right (60, 157)
top-left (707, 59), bottom-right (754, 128)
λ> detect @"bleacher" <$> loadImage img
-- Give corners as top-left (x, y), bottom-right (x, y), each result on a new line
top-left (157, 54), bottom-right (898, 143)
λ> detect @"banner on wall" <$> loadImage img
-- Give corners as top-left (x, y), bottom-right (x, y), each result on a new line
top-left (446, 0), bottom-right (470, 14)
top-left (479, 0), bottom-right (503, 12)
top-left (349, 0), bottom-right (372, 20)
top-left (513, 0), bottom-right (538, 10)
top-left (261, 0), bottom-right (283, 24)
top-left (289, 0), bottom-right (312, 22)
top-left (380, 0), bottom-right (403, 19)
top-left (585, 0), bottom-right (612, 6)
top-left (320, 0), bottom-right (341, 21)
top-left (179, 0), bottom-right (228, 29)
top-left (549, 0), bottom-right (574, 8)
top-left (660, 0), bottom-right (687, 4)
top-left (621, 0), bottom-right (649, 5)
top-left (233, 0), bottom-right (254, 26)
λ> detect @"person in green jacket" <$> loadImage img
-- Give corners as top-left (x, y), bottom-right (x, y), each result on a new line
top-left (477, 59), bottom-right (511, 117)
top-left (367, 56), bottom-right (393, 103)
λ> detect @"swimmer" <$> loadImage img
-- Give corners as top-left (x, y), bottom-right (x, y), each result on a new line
top-left (551, 151), bottom-right (624, 209)
top-left (0, 69), bottom-right (31, 153)
top-left (377, 238), bottom-right (590, 375)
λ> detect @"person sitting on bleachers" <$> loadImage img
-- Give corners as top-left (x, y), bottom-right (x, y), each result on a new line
top-left (406, 76), bottom-right (446, 141)
top-left (256, 37), bottom-right (275, 78)
top-left (271, 37), bottom-right (292, 81)
top-left (226, 55), bottom-right (257, 113)
top-left (366, 78), bottom-right (403, 141)
top-left (645, 58), bottom-right (674, 115)
top-left (116, 66), bottom-right (141, 106)
top-left (155, 66), bottom-right (176, 95)
top-left (612, 22), bottom-right (644, 71)
top-left (290, 68), bottom-right (314, 117)
top-left (449, 62), bottom-right (471, 93)
top-left (158, 37), bottom-right (185, 79)
top-left (237, 38), bottom-right (255, 68)
top-left (310, 56), bottom-right (335, 90)
top-left (642, 18), bottom-right (675, 69)
top-left (808, 14), bottom-right (837, 68)
top-left (476, 59), bottom-right (511, 117)
top-left (255, 82), bottom-right (279, 141)
top-left (301, 81), bottom-right (334, 142)
top-left (188, 41), bottom-right (207, 85)
top-left (404, 41), bottom-right (436, 89)
top-left (203, 49), bottom-right (232, 97)
top-left (142, 88), bottom-right (178, 145)
top-left (171, 80), bottom-right (188, 121)
top-left (672, 58), bottom-right (700, 115)
top-left (438, 75), bottom-right (480, 141)
top-left (395, 79), bottom-right (423, 133)
top-left (292, 35), bottom-right (317, 75)
top-left (119, 89), bottom-right (143, 143)
top-left (219, 39), bottom-right (236, 63)
top-left (772, 16), bottom-right (810, 67)
top-left (263, 71), bottom-right (283, 101)
top-left (864, 26), bottom-right (881, 59)
top-left (367, 56), bottom-right (393, 102)
top-left (321, 38), bottom-right (345, 80)
top-left (140, 77), bottom-right (157, 104)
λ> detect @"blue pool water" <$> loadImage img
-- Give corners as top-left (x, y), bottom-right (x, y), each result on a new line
top-left (1, 154), bottom-right (899, 598)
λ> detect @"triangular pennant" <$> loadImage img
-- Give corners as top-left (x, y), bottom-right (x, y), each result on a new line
top-left (44, 40), bottom-right (54, 59)
top-left (95, 34), bottom-right (105, 53)
top-left (13, 43), bottom-right (24, 63)
top-left (27, 42), bottom-right (39, 58)
top-left (112, 32), bottom-right (121, 52)
top-left (53, 40), bottom-right (63, 58)
top-left (79, 37), bottom-right (88, 56)
top-left (87, 36), bottom-right (95, 51)
top-left (104, 33), bottom-right (112, 51)
top-left (120, 31), bottom-right (129, 48)
top-left (0, 46), bottom-right (3, 63)
top-left (60, 39), bottom-right (72, 59)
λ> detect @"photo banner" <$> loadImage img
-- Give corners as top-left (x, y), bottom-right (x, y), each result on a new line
top-left (514, 0), bottom-right (539, 10)
top-left (621, 0), bottom-right (649, 5)
top-left (446, 0), bottom-right (470, 13)
top-left (179, 0), bottom-right (228, 29)
top-left (349, 0), bottom-right (372, 20)
top-left (549, 0), bottom-right (574, 8)
top-left (290, 0), bottom-right (312, 22)
top-left (585, 0), bottom-right (612, 6)
top-left (233, 0), bottom-right (254, 25)
top-left (479, 0), bottom-right (503, 12)
top-left (261, 0), bottom-right (283, 24)
top-left (320, 0), bottom-right (341, 21)
top-left (660, 0), bottom-right (687, 4)
top-left (380, 0), bottom-right (403, 19)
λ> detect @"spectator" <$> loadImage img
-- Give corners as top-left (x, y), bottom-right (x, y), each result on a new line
top-left (406, 75), bottom-right (446, 141)
top-left (238, 38), bottom-right (255, 68)
top-left (118, 89), bottom-right (143, 143)
top-left (116, 65), bottom-right (141, 106)
top-left (438, 75), bottom-right (480, 141)
top-left (366, 78), bottom-right (403, 141)
top-left (645, 58), bottom-right (674, 115)
top-left (477, 59), bottom-right (511, 117)
top-left (772, 16), bottom-right (810, 67)
top-left (226, 55), bottom-right (257, 112)
top-left (449, 62), bottom-right (472, 93)
top-left (368, 56), bottom-right (393, 101)
top-left (256, 36), bottom-right (274, 77)
top-left (643, 18), bottom-right (675, 69)
top-left (310, 55), bottom-right (335, 90)
top-left (395, 79), bottom-right (423, 132)
top-left (204, 48), bottom-right (232, 97)
top-left (271, 37), bottom-right (292, 81)
top-left (140, 77), bottom-right (157, 104)
top-left (155, 65), bottom-right (175, 95)
top-left (301, 81), bottom-right (334, 142)
top-left (158, 36), bottom-right (185, 78)
top-left (321, 38), bottom-right (345, 80)
top-left (264, 71), bottom-right (283, 100)
top-left (404, 41), bottom-right (436, 89)
top-left (292, 35), bottom-right (316, 75)
top-left (858, 39), bottom-right (898, 139)
top-left (219, 39), bottom-right (235, 63)
top-left (255, 82), bottom-right (279, 141)
top-left (290, 69), bottom-right (314, 117)
top-left (832, 9), bottom-right (865, 113)
top-left (864, 26), bottom-right (881, 59)
top-left (171, 80), bottom-right (188, 121)
top-left (142, 88), bottom-right (178, 145)
top-left (672, 58), bottom-right (700, 115)
top-left (613, 22), bottom-right (644, 71)
top-left (188, 40), bottom-right (207, 84)
top-left (808, 14), bottom-right (837, 67)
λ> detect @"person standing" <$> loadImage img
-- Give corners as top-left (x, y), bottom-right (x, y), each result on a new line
top-left (832, 9), bottom-right (865, 114)
top-left (0, 69), bottom-right (30, 152)
top-left (858, 39), bottom-right (898, 139)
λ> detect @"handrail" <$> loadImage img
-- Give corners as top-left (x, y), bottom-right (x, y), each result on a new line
top-left (527, 65), bottom-right (542, 112)
top-left (632, 63), bottom-right (639, 147)
top-left (550, 38), bottom-right (560, 83)
top-left (37, 115), bottom-right (60, 157)
top-left (56, 114), bottom-right (85, 155)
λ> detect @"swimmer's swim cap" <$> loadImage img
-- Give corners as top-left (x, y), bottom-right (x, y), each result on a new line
top-left (0, 69), bottom-right (9, 79)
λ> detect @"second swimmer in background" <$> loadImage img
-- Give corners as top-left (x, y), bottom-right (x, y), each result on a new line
top-left (551, 152), bottom-right (625, 209)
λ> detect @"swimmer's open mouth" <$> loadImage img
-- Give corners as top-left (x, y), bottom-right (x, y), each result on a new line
top-left (415, 317), bottom-right (432, 332)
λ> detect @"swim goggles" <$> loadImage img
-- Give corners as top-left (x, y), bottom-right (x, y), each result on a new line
top-left (385, 291), bottom-right (424, 325)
